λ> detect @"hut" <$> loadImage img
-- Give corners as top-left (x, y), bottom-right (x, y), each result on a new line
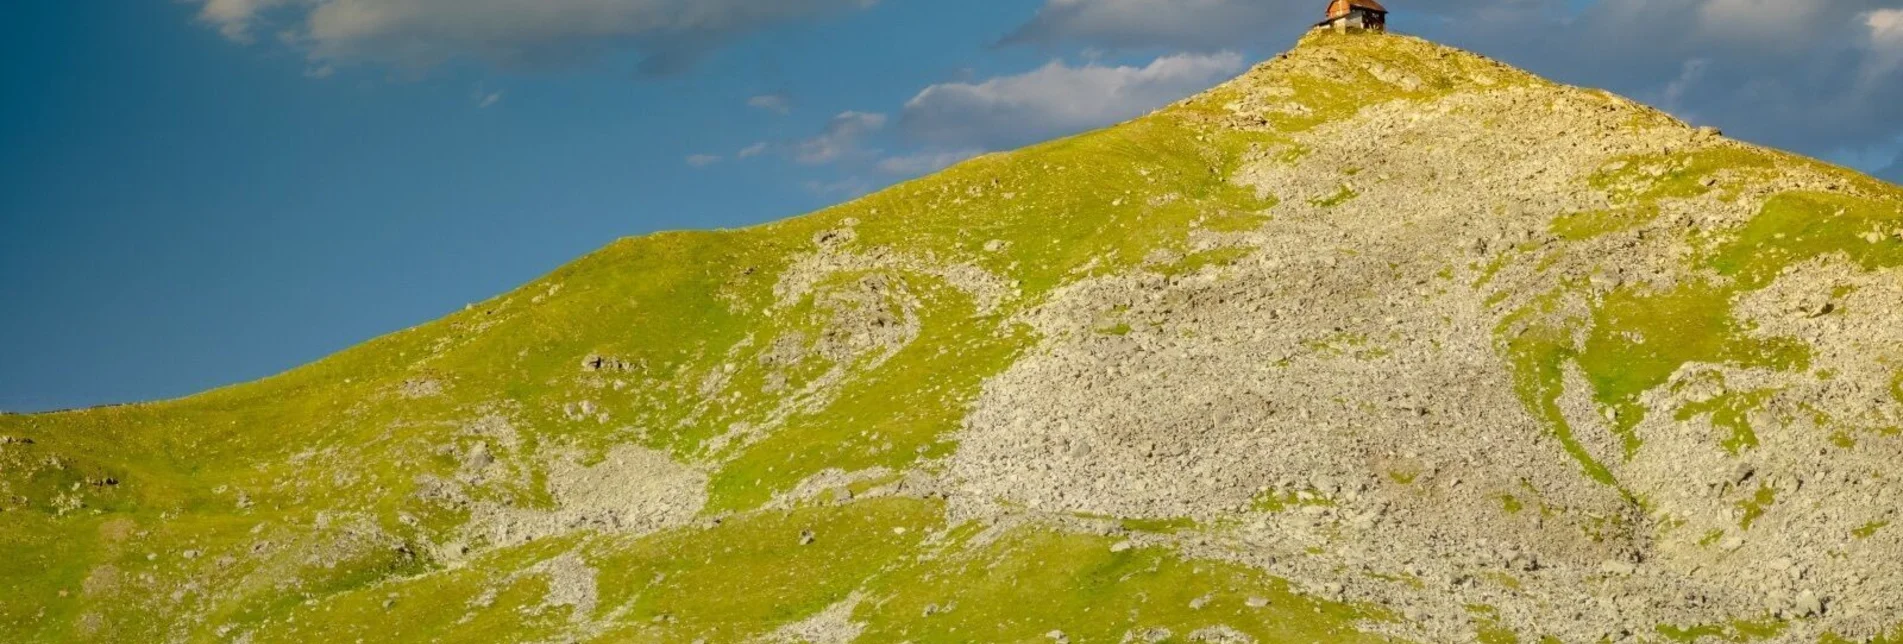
top-left (1318, 0), bottom-right (1388, 33)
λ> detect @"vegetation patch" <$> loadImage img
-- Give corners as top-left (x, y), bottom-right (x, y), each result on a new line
top-left (1202, 201), bottom-right (1278, 233)
top-left (1253, 488), bottom-right (1337, 513)
top-left (1469, 605), bottom-right (1520, 644)
top-left (588, 497), bottom-right (941, 641)
top-left (703, 276), bottom-right (1030, 513)
top-left (1497, 292), bottom-right (1621, 488)
top-left (1305, 331), bottom-right (1393, 361)
top-left (1709, 191), bottom-right (1903, 290)
top-left (1589, 147), bottom-right (1774, 205)
top-left (1313, 185), bottom-right (1361, 208)
top-left (855, 527), bottom-right (1392, 643)
top-left (1121, 517), bottom-right (1201, 533)
top-left (242, 535), bottom-right (587, 643)
top-left (1655, 616), bottom-right (1788, 643)
top-left (1551, 204), bottom-right (1662, 241)
top-left (1576, 282), bottom-right (1809, 458)
top-left (1674, 387), bottom-right (1779, 455)
top-left (1158, 247), bottom-right (1256, 277)
top-left (1737, 485), bottom-right (1777, 531)
top-left (244, 497), bottom-right (943, 642)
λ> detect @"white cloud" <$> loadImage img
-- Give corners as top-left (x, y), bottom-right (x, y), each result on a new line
top-left (476, 91), bottom-right (503, 108)
top-left (900, 52), bottom-right (1245, 150)
top-left (197, 0), bottom-right (879, 74)
top-left (748, 94), bottom-right (792, 114)
top-left (737, 142), bottom-right (771, 159)
top-left (1873, 8), bottom-right (1903, 44)
top-left (796, 111), bottom-right (887, 165)
top-left (877, 150), bottom-right (982, 176)
top-left (1869, 9), bottom-right (1903, 62)
top-left (1858, 8), bottom-right (1903, 88)
top-left (198, 0), bottom-right (289, 43)
top-left (686, 154), bottom-right (722, 168)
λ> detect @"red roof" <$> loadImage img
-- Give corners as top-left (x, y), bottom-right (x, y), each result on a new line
top-left (1326, 0), bottom-right (1389, 19)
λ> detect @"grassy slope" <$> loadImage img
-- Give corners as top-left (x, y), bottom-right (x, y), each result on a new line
top-left (0, 31), bottom-right (1404, 644)
top-left (4, 31), bottom-right (1903, 642)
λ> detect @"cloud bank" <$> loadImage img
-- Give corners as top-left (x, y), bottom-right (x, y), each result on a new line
top-left (900, 52), bottom-right (1245, 151)
top-left (196, 0), bottom-right (878, 74)
top-left (796, 111), bottom-right (889, 165)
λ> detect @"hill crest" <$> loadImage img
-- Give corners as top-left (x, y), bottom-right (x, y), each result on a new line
top-left (5, 32), bottom-right (1903, 643)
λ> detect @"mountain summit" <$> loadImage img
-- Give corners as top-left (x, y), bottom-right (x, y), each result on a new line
top-left (6, 33), bottom-right (1903, 643)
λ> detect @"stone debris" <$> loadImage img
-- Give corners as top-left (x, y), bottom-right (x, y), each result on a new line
top-left (581, 354), bottom-right (637, 373)
top-left (933, 34), bottom-right (1903, 643)
top-left (766, 593), bottom-right (868, 644)
top-left (444, 440), bottom-right (708, 555)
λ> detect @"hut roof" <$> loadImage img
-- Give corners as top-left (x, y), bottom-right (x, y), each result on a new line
top-left (1325, 0), bottom-right (1389, 20)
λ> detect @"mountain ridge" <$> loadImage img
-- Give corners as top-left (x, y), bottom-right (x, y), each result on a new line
top-left (5, 32), bottom-right (1903, 643)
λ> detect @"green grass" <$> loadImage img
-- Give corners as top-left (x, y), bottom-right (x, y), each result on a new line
top-left (1737, 485), bottom-right (1777, 531)
top-left (703, 275), bottom-right (1030, 513)
top-left (1158, 247), bottom-right (1256, 277)
top-left (1551, 204), bottom-right (1662, 241)
top-left (1313, 185), bottom-right (1361, 208)
top-left (855, 527), bottom-right (1395, 643)
top-left (1589, 147), bottom-right (1774, 205)
top-left (1121, 517), bottom-right (1201, 533)
top-left (1253, 488), bottom-right (1337, 513)
top-left (1497, 291), bottom-right (1622, 488)
top-left (1470, 605), bottom-right (1520, 644)
top-left (1576, 282), bottom-right (1810, 458)
top-left (585, 497), bottom-right (943, 642)
top-left (1655, 616), bottom-right (1788, 642)
top-left (242, 534), bottom-right (590, 643)
top-left (241, 497), bottom-right (944, 643)
top-left (1710, 191), bottom-right (1903, 290)
top-left (1202, 205), bottom-right (1277, 233)
top-left (1674, 388), bottom-right (1779, 455)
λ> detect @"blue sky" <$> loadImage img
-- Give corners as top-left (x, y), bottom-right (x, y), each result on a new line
top-left (3, 0), bottom-right (1901, 412)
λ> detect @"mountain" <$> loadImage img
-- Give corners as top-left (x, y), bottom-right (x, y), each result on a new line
top-left (6, 31), bottom-right (1903, 643)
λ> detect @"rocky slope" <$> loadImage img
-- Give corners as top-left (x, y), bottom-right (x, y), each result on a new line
top-left (5, 32), bottom-right (1903, 643)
